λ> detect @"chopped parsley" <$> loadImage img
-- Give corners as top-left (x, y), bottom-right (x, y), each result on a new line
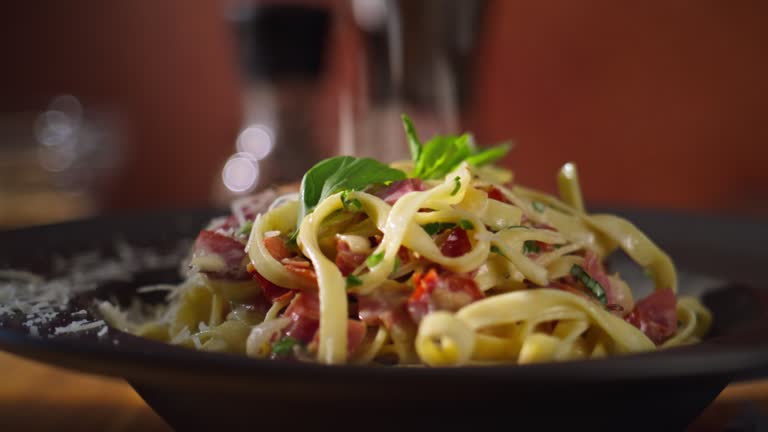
top-left (346, 274), bottom-right (363, 288)
top-left (271, 336), bottom-right (299, 357)
top-left (237, 220), bottom-right (253, 237)
top-left (490, 245), bottom-right (507, 258)
top-left (366, 251), bottom-right (385, 268)
top-left (458, 219), bottom-right (475, 230)
top-left (522, 240), bottom-right (541, 254)
top-left (532, 201), bottom-right (546, 213)
top-left (450, 176), bottom-right (462, 196)
top-left (340, 190), bottom-right (363, 212)
top-left (422, 222), bottom-right (456, 236)
top-left (570, 264), bottom-right (607, 305)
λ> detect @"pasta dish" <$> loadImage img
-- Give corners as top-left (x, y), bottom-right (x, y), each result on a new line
top-left (101, 115), bottom-right (711, 366)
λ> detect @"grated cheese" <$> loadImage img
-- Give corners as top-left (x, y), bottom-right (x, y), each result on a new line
top-left (0, 240), bottom-right (190, 339)
top-left (53, 319), bottom-right (105, 335)
top-left (96, 326), bottom-right (109, 338)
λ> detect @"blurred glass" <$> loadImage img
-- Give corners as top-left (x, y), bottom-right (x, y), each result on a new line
top-left (0, 95), bottom-right (121, 228)
top-left (342, 0), bottom-right (487, 160)
top-left (216, 0), bottom-right (486, 199)
top-left (220, 1), bottom-right (332, 199)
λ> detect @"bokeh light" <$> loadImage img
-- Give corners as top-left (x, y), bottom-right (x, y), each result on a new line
top-left (222, 153), bottom-right (260, 193)
top-left (235, 124), bottom-right (273, 160)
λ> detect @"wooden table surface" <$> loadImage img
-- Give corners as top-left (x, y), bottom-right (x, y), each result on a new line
top-left (1, 351), bottom-right (766, 432)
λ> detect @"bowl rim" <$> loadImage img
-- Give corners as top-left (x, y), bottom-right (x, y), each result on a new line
top-left (1, 207), bottom-right (767, 387)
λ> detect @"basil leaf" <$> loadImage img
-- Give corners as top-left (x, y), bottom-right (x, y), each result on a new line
top-left (416, 135), bottom-right (473, 180)
top-left (466, 141), bottom-right (512, 167)
top-left (401, 114), bottom-right (422, 164)
top-left (271, 336), bottom-right (299, 357)
top-left (298, 156), bottom-right (405, 230)
top-left (402, 113), bottom-right (512, 181)
top-left (366, 251), bottom-right (384, 268)
top-left (422, 222), bottom-right (456, 236)
top-left (490, 245), bottom-right (507, 258)
top-left (570, 264), bottom-right (607, 305)
top-left (532, 201), bottom-right (546, 213)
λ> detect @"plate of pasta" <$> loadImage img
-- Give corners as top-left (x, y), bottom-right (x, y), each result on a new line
top-left (1, 115), bottom-right (767, 431)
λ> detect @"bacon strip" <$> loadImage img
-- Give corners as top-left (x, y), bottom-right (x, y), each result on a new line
top-left (373, 179), bottom-right (426, 205)
top-left (625, 288), bottom-right (677, 345)
top-left (335, 239), bottom-right (368, 276)
top-left (191, 230), bottom-right (249, 280)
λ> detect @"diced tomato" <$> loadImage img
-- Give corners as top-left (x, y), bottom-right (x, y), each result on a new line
top-left (407, 269), bottom-right (484, 322)
top-left (263, 236), bottom-right (293, 261)
top-left (192, 230), bottom-right (249, 280)
top-left (373, 179), bottom-right (426, 205)
top-left (435, 227), bottom-right (472, 257)
top-left (485, 186), bottom-right (508, 203)
top-left (335, 239), bottom-right (368, 276)
top-left (625, 288), bottom-right (678, 345)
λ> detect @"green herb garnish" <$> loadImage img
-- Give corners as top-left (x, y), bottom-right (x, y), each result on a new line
top-left (393, 256), bottom-right (401, 273)
top-left (237, 220), bottom-right (253, 237)
top-left (506, 225), bottom-right (530, 230)
top-left (570, 264), bottom-right (607, 305)
top-left (401, 114), bottom-right (511, 180)
top-left (366, 251), bottom-right (384, 268)
top-left (522, 240), bottom-right (541, 254)
top-left (296, 156), bottom-right (405, 236)
top-left (450, 176), bottom-right (462, 196)
top-left (340, 190), bottom-right (363, 212)
top-left (401, 114), bottom-right (422, 164)
top-left (458, 219), bottom-right (474, 230)
top-left (422, 222), bottom-right (456, 236)
top-left (532, 201), bottom-right (546, 213)
top-left (465, 141), bottom-right (512, 166)
top-left (346, 274), bottom-right (363, 288)
top-left (490, 245), bottom-right (507, 258)
top-left (271, 336), bottom-right (299, 357)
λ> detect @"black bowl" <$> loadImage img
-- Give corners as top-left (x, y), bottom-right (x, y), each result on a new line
top-left (0, 208), bottom-right (767, 431)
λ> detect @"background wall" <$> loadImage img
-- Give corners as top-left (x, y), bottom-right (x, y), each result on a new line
top-left (2, 0), bottom-right (766, 224)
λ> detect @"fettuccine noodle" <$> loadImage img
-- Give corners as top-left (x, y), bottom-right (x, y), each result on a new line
top-left (103, 124), bottom-right (711, 367)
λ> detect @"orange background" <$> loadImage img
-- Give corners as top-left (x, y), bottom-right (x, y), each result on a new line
top-left (2, 1), bottom-right (767, 216)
